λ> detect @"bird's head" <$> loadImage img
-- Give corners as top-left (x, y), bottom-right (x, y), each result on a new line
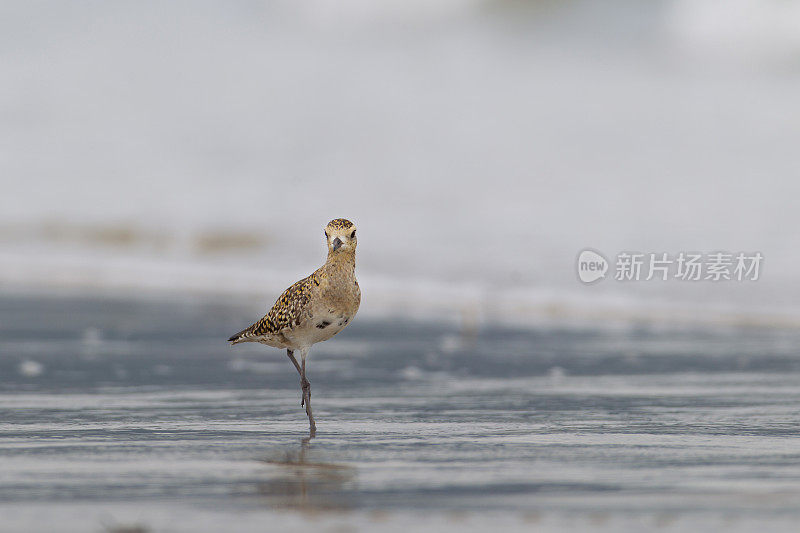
top-left (324, 218), bottom-right (357, 254)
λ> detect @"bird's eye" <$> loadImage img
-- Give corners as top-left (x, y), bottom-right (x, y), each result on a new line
top-left (350, 230), bottom-right (356, 238)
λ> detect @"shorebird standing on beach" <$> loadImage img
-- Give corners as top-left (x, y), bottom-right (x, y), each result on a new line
top-left (227, 219), bottom-right (361, 437)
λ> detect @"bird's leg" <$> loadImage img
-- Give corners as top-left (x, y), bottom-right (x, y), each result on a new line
top-left (301, 353), bottom-right (316, 437)
top-left (288, 349), bottom-right (316, 437)
top-left (287, 349), bottom-right (306, 407)
top-left (286, 349), bottom-right (302, 375)
top-left (300, 358), bottom-right (311, 407)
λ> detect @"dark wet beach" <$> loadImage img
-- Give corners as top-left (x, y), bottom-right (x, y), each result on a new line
top-left (2, 293), bottom-right (800, 532)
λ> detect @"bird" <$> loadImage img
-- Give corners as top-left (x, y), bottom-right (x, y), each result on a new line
top-left (227, 218), bottom-right (361, 437)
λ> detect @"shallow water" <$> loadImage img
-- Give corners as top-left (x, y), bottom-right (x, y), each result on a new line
top-left (2, 293), bottom-right (800, 532)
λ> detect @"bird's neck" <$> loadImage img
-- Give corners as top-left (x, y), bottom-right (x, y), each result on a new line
top-left (326, 249), bottom-right (356, 275)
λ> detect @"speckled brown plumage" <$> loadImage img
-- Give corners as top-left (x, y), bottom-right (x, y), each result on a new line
top-left (227, 218), bottom-right (360, 437)
top-left (228, 271), bottom-right (321, 342)
top-left (228, 218), bottom-right (360, 349)
top-left (326, 218), bottom-right (353, 230)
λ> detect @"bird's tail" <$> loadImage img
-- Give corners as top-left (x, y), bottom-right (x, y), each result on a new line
top-left (227, 326), bottom-right (254, 345)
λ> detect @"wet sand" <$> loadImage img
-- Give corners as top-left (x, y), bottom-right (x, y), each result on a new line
top-left (2, 293), bottom-right (800, 532)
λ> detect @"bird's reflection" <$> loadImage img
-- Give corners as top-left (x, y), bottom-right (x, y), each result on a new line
top-left (257, 437), bottom-right (355, 513)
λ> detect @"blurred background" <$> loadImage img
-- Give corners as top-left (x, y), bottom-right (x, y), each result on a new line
top-left (4, 2), bottom-right (800, 531)
top-left (2, 0), bottom-right (798, 328)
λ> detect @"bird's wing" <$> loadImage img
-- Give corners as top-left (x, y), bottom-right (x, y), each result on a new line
top-left (228, 271), bottom-right (321, 344)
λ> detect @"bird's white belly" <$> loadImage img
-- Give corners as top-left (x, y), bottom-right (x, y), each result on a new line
top-left (289, 312), bottom-right (353, 347)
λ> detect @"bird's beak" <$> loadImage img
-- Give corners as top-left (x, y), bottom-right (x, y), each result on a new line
top-left (332, 237), bottom-right (343, 251)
